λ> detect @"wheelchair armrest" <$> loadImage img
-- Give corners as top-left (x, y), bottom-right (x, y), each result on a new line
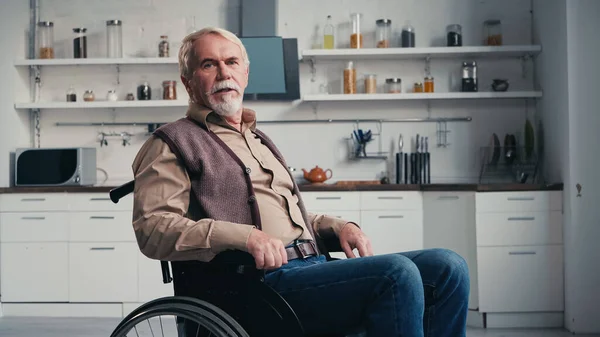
top-left (109, 180), bottom-right (135, 204)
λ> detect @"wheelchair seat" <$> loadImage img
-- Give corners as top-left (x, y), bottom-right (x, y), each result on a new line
top-left (108, 180), bottom-right (347, 337)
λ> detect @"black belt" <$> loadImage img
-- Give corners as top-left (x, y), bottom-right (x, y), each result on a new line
top-left (285, 240), bottom-right (318, 260)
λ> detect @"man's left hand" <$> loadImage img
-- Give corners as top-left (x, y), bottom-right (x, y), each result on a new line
top-left (339, 223), bottom-right (373, 258)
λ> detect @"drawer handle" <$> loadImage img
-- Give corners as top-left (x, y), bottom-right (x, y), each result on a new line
top-left (509, 251), bottom-right (536, 255)
top-left (90, 247), bottom-right (115, 251)
top-left (507, 216), bottom-right (535, 221)
top-left (377, 196), bottom-right (404, 200)
top-left (507, 197), bottom-right (535, 201)
top-left (20, 198), bottom-right (46, 202)
top-left (378, 215), bottom-right (404, 219)
top-left (21, 216), bottom-right (46, 220)
top-left (316, 197), bottom-right (342, 200)
top-left (90, 198), bottom-right (111, 201)
top-left (89, 216), bottom-right (115, 220)
top-left (438, 196), bottom-right (459, 200)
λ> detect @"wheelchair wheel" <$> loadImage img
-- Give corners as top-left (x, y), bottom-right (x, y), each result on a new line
top-left (110, 296), bottom-right (249, 337)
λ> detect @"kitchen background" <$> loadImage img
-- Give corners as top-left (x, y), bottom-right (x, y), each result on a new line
top-left (1, 0), bottom-right (541, 187)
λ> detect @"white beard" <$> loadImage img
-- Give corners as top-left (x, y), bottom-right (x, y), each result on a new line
top-left (206, 80), bottom-right (243, 117)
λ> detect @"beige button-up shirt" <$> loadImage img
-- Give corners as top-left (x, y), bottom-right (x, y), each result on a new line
top-left (131, 103), bottom-right (353, 262)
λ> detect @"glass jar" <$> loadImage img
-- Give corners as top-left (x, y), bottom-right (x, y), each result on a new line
top-left (73, 27), bottom-right (87, 58)
top-left (343, 61), bottom-right (356, 94)
top-left (158, 35), bottom-right (169, 57)
top-left (126, 93), bottom-right (135, 101)
top-left (350, 13), bottom-right (363, 49)
top-left (83, 90), bottom-right (95, 102)
top-left (38, 21), bottom-right (54, 59)
top-left (446, 24), bottom-right (462, 47)
top-left (461, 61), bottom-right (478, 92)
top-left (66, 86), bottom-right (76, 102)
top-left (137, 81), bottom-right (152, 100)
top-left (483, 20), bottom-right (502, 46)
top-left (376, 19), bottom-right (392, 48)
top-left (424, 76), bottom-right (434, 92)
top-left (162, 80), bottom-right (177, 100)
top-left (364, 74), bottom-right (377, 93)
top-left (401, 22), bottom-right (415, 48)
top-left (323, 15), bottom-right (335, 49)
top-left (413, 82), bottom-right (423, 93)
top-left (106, 20), bottom-right (123, 58)
top-left (385, 78), bottom-right (402, 93)
top-left (107, 90), bottom-right (118, 101)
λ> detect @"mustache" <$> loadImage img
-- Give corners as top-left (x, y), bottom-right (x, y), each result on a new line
top-left (207, 80), bottom-right (241, 95)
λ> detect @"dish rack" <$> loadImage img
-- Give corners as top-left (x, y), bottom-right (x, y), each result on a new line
top-left (478, 146), bottom-right (541, 184)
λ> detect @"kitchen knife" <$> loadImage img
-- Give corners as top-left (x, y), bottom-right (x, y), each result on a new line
top-left (404, 152), bottom-right (408, 184)
top-left (396, 134), bottom-right (403, 184)
top-left (425, 137), bottom-right (430, 184)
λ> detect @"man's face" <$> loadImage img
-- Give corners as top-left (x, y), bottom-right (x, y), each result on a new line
top-left (186, 33), bottom-right (249, 116)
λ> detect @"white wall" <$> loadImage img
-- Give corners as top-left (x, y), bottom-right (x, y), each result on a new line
top-left (2, 0), bottom-right (538, 187)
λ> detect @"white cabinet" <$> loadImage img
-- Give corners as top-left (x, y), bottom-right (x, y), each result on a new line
top-left (69, 242), bottom-right (138, 302)
top-left (138, 252), bottom-right (174, 302)
top-left (361, 210), bottom-right (422, 254)
top-left (423, 192), bottom-right (478, 310)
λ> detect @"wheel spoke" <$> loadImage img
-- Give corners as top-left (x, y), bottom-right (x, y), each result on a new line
top-left (159, 315), bottom-right (165, 337)
top-left (147, 319), bottom-right (156, 337)
top-left (134, 325), bottom-right (140, 337)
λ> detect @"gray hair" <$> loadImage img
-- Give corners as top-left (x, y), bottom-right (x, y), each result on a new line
top-left (178, 27), bottom-right (250, 82)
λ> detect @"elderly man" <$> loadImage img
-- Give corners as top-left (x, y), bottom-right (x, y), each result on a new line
top-left (131, 27), bottom-right (469, 337)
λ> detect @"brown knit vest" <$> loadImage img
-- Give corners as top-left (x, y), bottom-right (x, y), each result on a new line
top-left (153, 116), bottom-right (322, 255)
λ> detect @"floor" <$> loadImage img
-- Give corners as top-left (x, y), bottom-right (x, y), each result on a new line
top-left (0, 317), bottom-right (598, 337)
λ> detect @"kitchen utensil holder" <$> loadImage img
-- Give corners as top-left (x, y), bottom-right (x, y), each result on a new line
top-left (478, 146), bottom-right (540, 184)
top-left (97, 131), bottom-right (133, 147)
top-left (346, 120), bottom-right (387, 160)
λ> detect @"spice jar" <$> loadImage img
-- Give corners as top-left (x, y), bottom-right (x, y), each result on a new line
top-left (66, 86), bottom-right (76, 102)
top-left (162, 80), bottom-right (177, 100)
top-left (107, 90), bottom-right (118, 101)
top-left (158, 35), bottom-right (169, 57)
top-left (350, 13), bottom-right (363, 49)
top-left (106, 20), bottom-right (123, 58)
top-left (364, 74), bottom-right (377, 93)
top-left (446, 24), bottom-right (462, 47)
top-left (376, 19), bottom-right (392, 48)
top-left (137, 81), bottom-right (152, 100)
top-left (83, 90), bottom-right (95, 102)
top-left (424, 76), bottom-right (434, 92)
top-left (343, 61), bottom-right (356, 94)
top-left (385, 78), bottom-right (402, 93)
top-left (483, 20), bottom-right (502, 46)
top-left (413, 82), bottom-right (423, 93)
top-left (401, 22), bottom-right (415, 48)
top-left (126, 93), bottom-right (135, 101)
top-left (73, 27), bottom-right (87, 58)
top-left (38, 21), bottom-right (54, 59)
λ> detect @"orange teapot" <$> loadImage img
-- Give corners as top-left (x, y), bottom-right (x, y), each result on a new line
top-left (302, 166), bottom-right (333, 183)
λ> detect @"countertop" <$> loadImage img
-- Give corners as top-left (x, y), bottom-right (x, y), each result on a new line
top-left (0, 183), bottom-right (564, 194)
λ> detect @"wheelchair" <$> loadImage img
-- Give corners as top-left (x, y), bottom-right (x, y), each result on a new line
top-left (108, 180), bottom-right (350, 337)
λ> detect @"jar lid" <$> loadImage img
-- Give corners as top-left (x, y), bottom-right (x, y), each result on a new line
top-left (425, 76), bottom-right (434, 80)
top-left (484, 19), bottom-right (501, 25)
top-left (446, 24), bottom-right (462, 30)
top-left (414, 82), bottom-right (423, 85)
top-left (161, 35), bottom-right (168, 39)
top-left (376, 19), bottom-right (392, 25)
top-left (108, 90), bottom-right (116, 93)
top-left (84, 90), bottom-right (93, 93)
top-left (386, 78), bottom-right (401, 83)
top-left (106, 20), bottom-right (122, 26)
top-left (162, 80), bottom-right (176, 85)
top-left (38, 21), bottom-right (53, 27)
top-left (73, 27), bottom-right (87, 33)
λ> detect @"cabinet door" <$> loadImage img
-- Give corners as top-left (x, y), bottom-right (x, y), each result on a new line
top-left (0, 243), bottom-right (69, 302)
top-left (69, 242), bottom-right (138, 302)
top-left (305, 210), bottom-right (361, 260)
top-left (423, 192), bottom-right (478, 309)
top-left (360, 210), bottom-right (422, 255)
top-left (138, 252), bottom-right (174, 302)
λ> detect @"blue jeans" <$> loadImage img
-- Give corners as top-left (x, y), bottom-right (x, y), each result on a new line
top-left (264, 248), bottom-right (469, 337)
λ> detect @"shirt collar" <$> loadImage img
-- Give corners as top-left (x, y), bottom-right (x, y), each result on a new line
top-left (186, 102), bottom-right (257, 132)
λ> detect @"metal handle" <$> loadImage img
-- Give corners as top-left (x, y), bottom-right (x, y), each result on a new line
top-left (316, 197), bottom-right (342, 200)
top-left (437, 196), bottom-right (459, 200)
top-left (378, 215), bottom-right (404, 219)
top-left (508, 216), bottom-right (535, 221)
top-left (377, 196), bottom-right (404, 200)
top-left (509, 251), bottom-right (537, 255)
top-left (21, 216), bottom-right (46, 220)
top-left (90, 247), bottom-right (115, 251)
top-left (20, 198), bottom-right (46, 202)
top-left (89, 216), bottom-right (115, 220)
top-left (90, 198), bottom-right (111, 201)
top-left (507, 197), bottom-right (535, 201)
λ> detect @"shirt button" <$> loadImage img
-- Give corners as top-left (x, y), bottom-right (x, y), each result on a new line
top-left (245, 167), bottom-right (252, 174)
top-left (248, 195), bottom-right (256, 203)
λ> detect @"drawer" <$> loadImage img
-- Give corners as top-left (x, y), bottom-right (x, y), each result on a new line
top-left (477, 245), bottom-right (564, 313)
top-left (476, 211), bottom-right (563, 246)
top-left (476, 191), bottom-right (562, 213)
top-left (300, 192), bottom-right (360, 211)
top-left (69, 192), bottom-right (133, 211)
top-left (360, 210), bottom-right (423, 254)
top-left (69, 211), bottom-right (136, 242)
top-left (360, 191), bottom-right (422, 210)
top-left (1, 212), bottom-right (69, 242)
top-left (0, 193), bottom-right (69, 212)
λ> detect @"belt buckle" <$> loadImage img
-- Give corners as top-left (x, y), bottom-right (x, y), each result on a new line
top-left (293, 240), bottom-right (310, 259)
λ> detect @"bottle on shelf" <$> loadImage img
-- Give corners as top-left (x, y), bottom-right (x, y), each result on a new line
top-left (343, 61), bottom-right (356, 94)
top-left (323, 15), bottom-right (335, 49)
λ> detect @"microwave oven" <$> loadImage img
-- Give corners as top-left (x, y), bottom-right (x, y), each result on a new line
top-left (14, 147), bottom-right (97, 186)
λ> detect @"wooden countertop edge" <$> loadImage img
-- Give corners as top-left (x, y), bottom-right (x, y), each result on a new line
top-left (0, 183), bottom-right (564, 194)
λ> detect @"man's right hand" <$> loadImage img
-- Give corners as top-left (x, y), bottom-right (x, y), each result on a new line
top-left (246, 228), bottom-right (288, 270)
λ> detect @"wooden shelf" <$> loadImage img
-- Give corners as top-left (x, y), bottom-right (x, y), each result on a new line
top-left (14, 100), bottom-right (188, 109)
top-left (14, 57), bottom-right (178, 66)
top-left (302, 45), bottom-right (542, 61)
top-left (302, 91), bottom-right (543, 102)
